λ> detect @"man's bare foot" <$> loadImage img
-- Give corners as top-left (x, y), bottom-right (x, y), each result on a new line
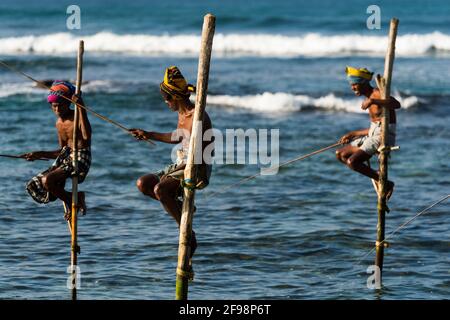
top-left (78, 192), bottom-right (87, 215)
top-left (386, 180), bottom-right (395, 200)
top-left (63, 202), bottom-right (71, 221)
top-left (376, 180), bottom-right (395, 200)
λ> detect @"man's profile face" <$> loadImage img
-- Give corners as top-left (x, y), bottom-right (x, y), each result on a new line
top-left (168, 101), bottom-right (178, 111)
top-left (51, 101), bottom-right (70, 117)
top-left (161, 91), bottom-right (178, 112)
top-left (350, 83), bottom-right (363, 96)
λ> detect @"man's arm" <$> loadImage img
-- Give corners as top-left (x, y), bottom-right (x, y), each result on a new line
top-left (362, 97), bottom-right (401, 110)
top-left (20, 149), bottom-right (61, 160)
top-left (371, 96), bottom-right (401, 109)
top-left (129, 129), bottom-right (182, 144)
top-left (339, 128), bottom-right (369, 144)
top-left (72, 95), bottom-right (92, 140)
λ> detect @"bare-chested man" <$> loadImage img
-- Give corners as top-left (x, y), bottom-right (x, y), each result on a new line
top-left (336, 67), bottom-right (400, 198)
top-left (129, 66), bottom-right (213, 271)
top-left (21, 81), bottom-right (92, 220)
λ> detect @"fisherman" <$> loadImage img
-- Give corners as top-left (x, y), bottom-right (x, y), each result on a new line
top-left (21, 81), bottom-right (92, 220)
top-left (130, 66), bottom-right (213, 272)
top-left (336, 66), bottom-right (400, 198)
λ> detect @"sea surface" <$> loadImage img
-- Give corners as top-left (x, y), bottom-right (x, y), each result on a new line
top-left (0, 0), bottom-right (449, 300)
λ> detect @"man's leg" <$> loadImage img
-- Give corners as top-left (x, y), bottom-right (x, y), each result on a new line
top-left (41, 168), bottom-right (71, 208)
top-left (336, 145), bottom-right (357, 164)
top-left (42, 168), bottom-right (87, 216)
top-left (154, 176), bottom-right (183, 224)
top-left (154, 177), bottom-right (198, 259)
top-left (345, 148), bottom-right (378, 180)
top-left (346, 148), bottom-right (395, 198)
top-left (337, 146), bottom-right (394, 198)
top-left (136, 174), bottom-right (160, 200)
top-left (42, 168), bottom-right (87, 220)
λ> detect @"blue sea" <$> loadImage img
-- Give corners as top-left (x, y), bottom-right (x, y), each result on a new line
top-left (0, 0), bottom-right (449, 300)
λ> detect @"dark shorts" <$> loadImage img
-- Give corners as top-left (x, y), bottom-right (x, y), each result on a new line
top-left (26, 146), bottom-right (91, 204)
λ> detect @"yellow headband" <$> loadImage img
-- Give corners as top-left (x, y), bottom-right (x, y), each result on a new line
top-left (345, 66), bottom-right (374, 80)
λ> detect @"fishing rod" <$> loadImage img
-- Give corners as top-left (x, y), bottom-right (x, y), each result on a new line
top-left (0, 154), bottom-right (49, 161)
top-left (0, 59), bottom-right (155, 146)
top-left (204, 141), bottom-right (343, 199)
top-left (356, 194), bottom-right (450, 265)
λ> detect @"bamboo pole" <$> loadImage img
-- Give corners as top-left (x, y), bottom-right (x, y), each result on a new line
top-left (374, 18), bottom-right (399, 285)
top-left (175, 14), bottom-right (215, 300)
top-left (70, 40), bottom-right (84, 300)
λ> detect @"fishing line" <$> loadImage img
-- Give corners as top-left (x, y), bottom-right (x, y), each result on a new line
top-left (203, 142), bottom-right (343, 199)
top-left (356, 194), bottom-right (450, 265)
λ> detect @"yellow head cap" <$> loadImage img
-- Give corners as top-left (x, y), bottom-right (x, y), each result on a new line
top-left (345, 66), bottom-right (374, 80)
top-left (160, 66), bottom-right (195, 100)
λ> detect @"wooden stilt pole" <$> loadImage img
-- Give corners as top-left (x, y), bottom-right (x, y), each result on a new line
top-left (175, 14), bottom-right (215, 300)
top-left (70, 40), bottom-right (84, 300)
top-left (374, 18), bottom-right (399, 285)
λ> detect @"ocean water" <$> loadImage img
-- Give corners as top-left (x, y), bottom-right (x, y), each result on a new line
top-left (0, 0), bottom-right (449, 300)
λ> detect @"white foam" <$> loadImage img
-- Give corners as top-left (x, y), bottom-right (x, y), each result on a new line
top-left (0, 81), bottom-right (422, 114)
top-left (0, 31), bottom-right (449, 57)
top-left (206, 92), bottom-right (420, 113)
top-left (0, 83), bottom-right (42, 98)
top-left (82, 80), bottom-right (124, 93)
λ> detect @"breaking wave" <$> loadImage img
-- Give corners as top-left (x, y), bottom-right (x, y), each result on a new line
top-left (0, 81), bottom-right (423, 114)
top-left (0, 31), bottom-right (449, 57)
top-left (206, 92), bottom-right (421, 113)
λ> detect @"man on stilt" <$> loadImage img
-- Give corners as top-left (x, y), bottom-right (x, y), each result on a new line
top-left (22, 81), bottom-right (92, 220)
top-left (336, 66), bottom-right (400, 198)
top-left (131, 66), bottom-right (214, 277)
